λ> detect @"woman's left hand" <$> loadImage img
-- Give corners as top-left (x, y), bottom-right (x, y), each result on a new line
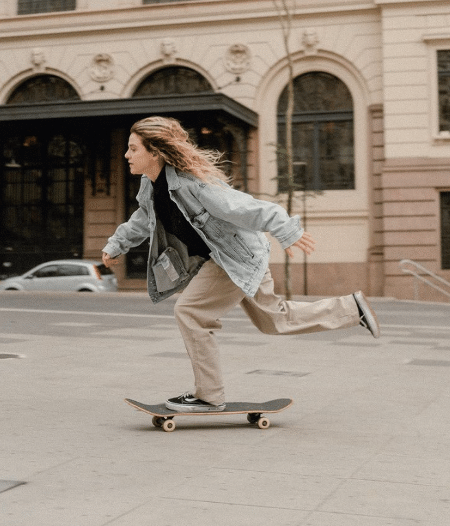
top-left (285, 231), bottom-right (316, 258)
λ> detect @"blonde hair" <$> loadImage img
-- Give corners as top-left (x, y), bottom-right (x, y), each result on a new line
top-left (130, 116), bottom-right (228, 183)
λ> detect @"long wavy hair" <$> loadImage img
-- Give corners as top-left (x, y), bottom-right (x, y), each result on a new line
top-left (130, 116), bottom-right (228, 183)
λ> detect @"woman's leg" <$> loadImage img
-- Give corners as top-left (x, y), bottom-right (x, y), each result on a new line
top-left (173, 260), bottom-right (246, 406)
top-left (240, 267), bottom-right (360, 335)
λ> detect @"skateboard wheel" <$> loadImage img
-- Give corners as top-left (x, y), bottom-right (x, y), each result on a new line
top-left (162, 419), bottom-right (176, 432)
top-left (152, 416), bottom-right (163, 428)
top-left (257, 417), bottom-right (270, 429)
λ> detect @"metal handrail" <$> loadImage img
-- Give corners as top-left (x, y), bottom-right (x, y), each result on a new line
top-left (399, 259), bottom-right (450, 301)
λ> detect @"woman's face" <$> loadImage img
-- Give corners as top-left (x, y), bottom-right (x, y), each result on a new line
top-left (125, 132), bottom-right (163, 181)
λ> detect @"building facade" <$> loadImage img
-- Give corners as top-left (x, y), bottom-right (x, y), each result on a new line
top-left (0, 0), bottom-right (449, 300)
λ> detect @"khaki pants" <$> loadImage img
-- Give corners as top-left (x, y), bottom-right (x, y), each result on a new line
top-left (174, 259), bottom-right (360, 406)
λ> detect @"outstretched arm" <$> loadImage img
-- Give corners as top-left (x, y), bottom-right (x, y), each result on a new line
top-left (285, 231), bottom-right (316, 258)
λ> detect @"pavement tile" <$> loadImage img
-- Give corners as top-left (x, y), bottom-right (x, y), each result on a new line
top-left (352, 452), bottom-right (450, 486)
top-left (167, 468), bottom-right (342, 511)
top-left (303, 511), bottom-right (422, 526)
top-left (319, 479), bottom-right (450, 523)
top-left (109, 498), bottom-right (308, 526)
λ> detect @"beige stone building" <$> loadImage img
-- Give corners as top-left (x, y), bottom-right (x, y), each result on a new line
top-left (0, 0), bottom-right (449, 300)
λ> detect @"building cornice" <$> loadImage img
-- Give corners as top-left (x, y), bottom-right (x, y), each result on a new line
top-left (0, 1), bottom-right (378, 41)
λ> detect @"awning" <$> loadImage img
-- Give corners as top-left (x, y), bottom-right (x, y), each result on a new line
top-left (0, 93), bottom-right (258, 127)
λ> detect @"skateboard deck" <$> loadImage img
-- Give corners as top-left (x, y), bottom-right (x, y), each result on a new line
top-left (125, 398), bottom-right (293, 432)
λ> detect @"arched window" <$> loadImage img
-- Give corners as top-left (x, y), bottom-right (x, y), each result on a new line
top-left (133, 66), bottom-right (213, 97)
top-left (277, 71), bottom-right (354, 192)
top-left (6, 75), bottom-right (79, 104)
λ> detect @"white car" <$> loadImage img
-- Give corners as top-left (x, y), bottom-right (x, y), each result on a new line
top-left (0, 260), bottom-right (118, 293)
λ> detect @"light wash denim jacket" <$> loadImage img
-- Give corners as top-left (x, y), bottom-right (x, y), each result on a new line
top-left (103, 165), bottom-right (303, 303)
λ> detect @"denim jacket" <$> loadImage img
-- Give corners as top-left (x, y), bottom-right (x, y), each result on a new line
top-left (103, 165), bottom-right (303, 303)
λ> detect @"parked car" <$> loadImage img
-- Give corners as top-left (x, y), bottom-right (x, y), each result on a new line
top-left (0, 260), bottom-right (118, 293)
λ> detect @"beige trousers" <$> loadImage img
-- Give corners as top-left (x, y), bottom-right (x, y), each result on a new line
top-left (174, 259), bottom-right (360, 405)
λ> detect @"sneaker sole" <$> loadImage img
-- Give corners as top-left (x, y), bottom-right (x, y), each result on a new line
top-left (354, 291), bottom-right (381, 339)
top-left (165, 402), bottom-right (226, 413)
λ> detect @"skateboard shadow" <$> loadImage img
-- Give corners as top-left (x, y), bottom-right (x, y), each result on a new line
top-left (123, 421), bottom-right (287, 433)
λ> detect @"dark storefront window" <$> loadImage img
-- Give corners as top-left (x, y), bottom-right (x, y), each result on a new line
top-left (1, 74), bottom-right (84, 277)
top-left (277, 71), bottom-right (354, 193)
top-left (1, 132), bottom-right (85, 277)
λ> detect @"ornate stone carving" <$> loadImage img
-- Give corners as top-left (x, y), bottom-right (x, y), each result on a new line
top-left (225, 44), bottom-right (251, 75)
top-left (301, 28), bottom-right (319, 55)
top-left (89, 54), bottom-right (115, 83)
top-left (31, 48), bottom-right (46, 71)
top-left (160, 38), bottom-right (177, 64)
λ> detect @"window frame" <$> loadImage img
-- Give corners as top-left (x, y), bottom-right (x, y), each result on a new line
top-left (437, 49), bottom-right (450, 135)
top-left (423, 36), bottom-right (450, 141)
top-left (276, 72), bottom-right (355, 193)
top-left (17, 0), bottom-right (76, 15)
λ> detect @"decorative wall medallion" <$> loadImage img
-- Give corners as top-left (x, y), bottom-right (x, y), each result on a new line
top-left (31, 48), bottom-right (46, 70)
top-left (89, 54), bottom-right (115, 83)
top-left (160, 38), bottom-right (177, 64)
top-left (225, 44), bottom-right (251, 75)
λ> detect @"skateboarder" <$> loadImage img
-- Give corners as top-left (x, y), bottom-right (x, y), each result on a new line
top-left (102, 116), bottom-right (380, 413)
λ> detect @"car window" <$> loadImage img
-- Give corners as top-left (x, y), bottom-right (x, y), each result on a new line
top-left (33, 265), bottom-right (59, 278)
top-left (57, 264), bottom-right (89, 277)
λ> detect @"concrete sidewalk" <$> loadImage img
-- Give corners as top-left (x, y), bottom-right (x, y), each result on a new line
top-left (1, 294), bottom-right (450, 525)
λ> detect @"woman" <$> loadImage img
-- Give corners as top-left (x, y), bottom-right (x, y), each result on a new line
top-left (103, 116), bottom-right (380, 412)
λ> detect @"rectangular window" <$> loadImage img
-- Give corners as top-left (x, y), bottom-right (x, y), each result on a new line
top-left (277, 118), bottom-right (354, 192)
top-left (441, 192), bottom-right (450, 269)
top-left (18, 0), bottom-right (76, 15)
top-left (437, 50), bottom-right (450, 133)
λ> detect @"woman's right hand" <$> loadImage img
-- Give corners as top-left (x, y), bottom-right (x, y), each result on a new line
top-left (102, 252), bottom-right (119, 268)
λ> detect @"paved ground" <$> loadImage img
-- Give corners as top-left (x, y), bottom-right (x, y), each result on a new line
top-left (1, 291), bottom-right (450, 526)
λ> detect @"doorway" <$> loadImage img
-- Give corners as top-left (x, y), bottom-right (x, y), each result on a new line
top-left (1, 124), bottom-right (85, 277)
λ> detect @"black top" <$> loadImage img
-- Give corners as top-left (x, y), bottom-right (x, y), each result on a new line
top-left (152, 170), bottom-right (210, 259)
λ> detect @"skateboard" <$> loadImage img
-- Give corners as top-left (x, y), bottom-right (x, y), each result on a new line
top-left (125, 398), bottom-right (293, 432)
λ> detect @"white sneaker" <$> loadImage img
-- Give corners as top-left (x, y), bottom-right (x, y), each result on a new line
top-left (353, 291), bottom-right (380, 338)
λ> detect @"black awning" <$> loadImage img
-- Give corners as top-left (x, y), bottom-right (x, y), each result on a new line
top-left (0, 93), bottom-right (258, 127)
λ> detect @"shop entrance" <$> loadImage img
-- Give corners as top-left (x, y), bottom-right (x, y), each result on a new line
top-left (1, 123), bottom-right (86, 277)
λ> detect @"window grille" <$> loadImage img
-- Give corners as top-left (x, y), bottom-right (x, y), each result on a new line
top-left (18, 0), bottom-right (76, 15)
top-left (7, 75), bottom-right (79, 104)
top-left (133, 67), bottom-right (213, 97)
top-left (1, 131), bottom-right (85, 275)
top-left (437, 50), bottom-right (450, 133)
